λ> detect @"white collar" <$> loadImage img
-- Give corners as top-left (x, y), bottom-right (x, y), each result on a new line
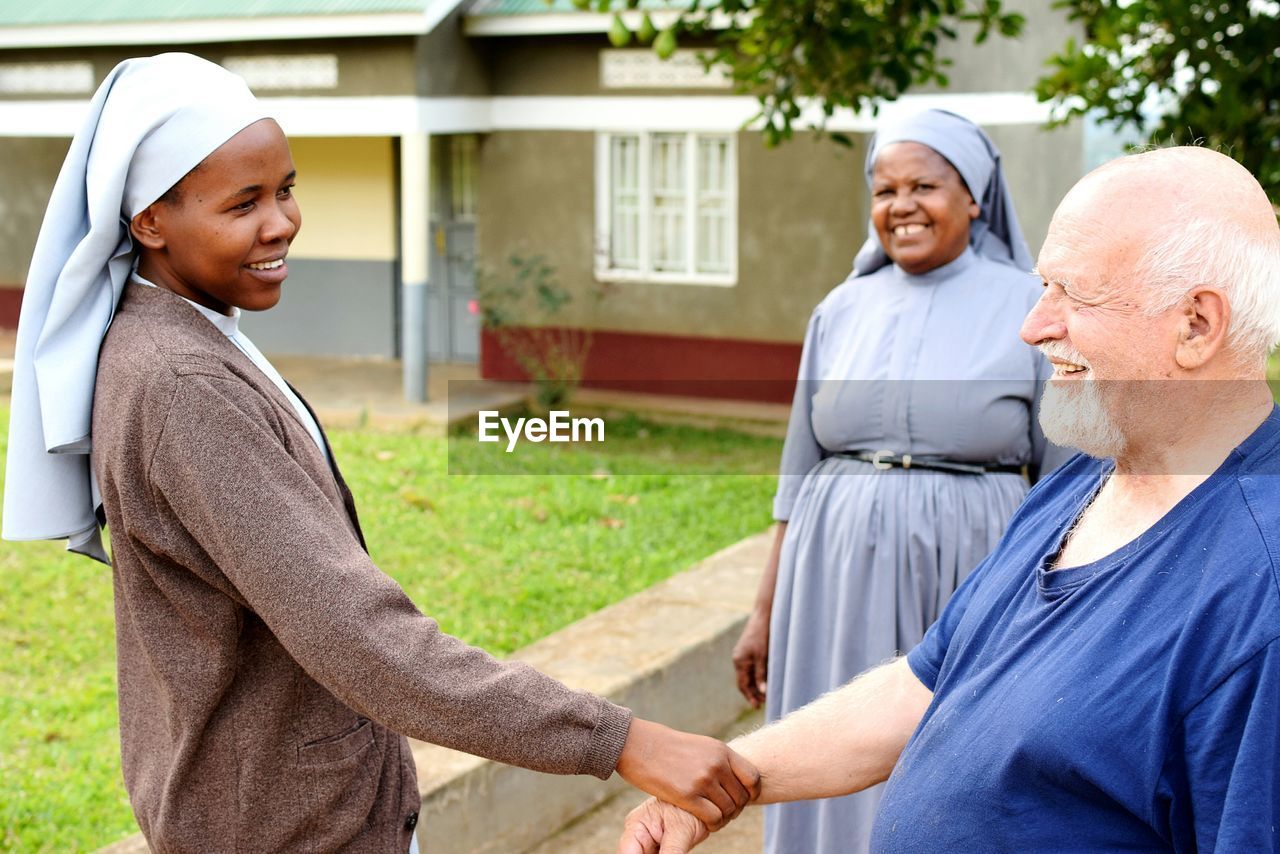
top-left (132, 273), bottom-right (242, 339)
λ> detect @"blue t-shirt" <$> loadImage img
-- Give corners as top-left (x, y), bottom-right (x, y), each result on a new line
top-left (872, 407), bottom-right (1280, 853)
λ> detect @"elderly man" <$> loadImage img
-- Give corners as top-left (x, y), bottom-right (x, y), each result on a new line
top-left (620, 146), bottom-right (1280, 853)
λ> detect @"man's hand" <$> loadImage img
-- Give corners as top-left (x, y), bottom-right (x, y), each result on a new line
top-left (615, 719), bottom-right (760, 831)
top-left (617, 798), bottom-right (709, 854)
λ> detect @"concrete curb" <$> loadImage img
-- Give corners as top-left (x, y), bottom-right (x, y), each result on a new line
top-left (412, 531), bottom-right (767, 853)
top-left (98, 531), bottom-right (768, 853)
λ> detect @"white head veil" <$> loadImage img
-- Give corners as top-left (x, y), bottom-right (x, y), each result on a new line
top-left (851, 109), bottom-right (1033, 277)
top-left (3, 53), bottom-right (270, 562)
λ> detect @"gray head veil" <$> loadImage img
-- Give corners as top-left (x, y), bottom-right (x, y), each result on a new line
top-left (2, 53), bottom-right (270, 562)
top-left (851, 109), bottom-right (1033, 277)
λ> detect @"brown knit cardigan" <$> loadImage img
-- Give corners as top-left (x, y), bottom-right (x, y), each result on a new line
top-left (91, 283), bottom-right (632, 852)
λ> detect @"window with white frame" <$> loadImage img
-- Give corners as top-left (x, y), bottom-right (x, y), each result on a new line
top-left (596, 131), bottom-right (737, 286)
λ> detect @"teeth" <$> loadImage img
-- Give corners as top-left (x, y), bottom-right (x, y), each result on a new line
top-left (893, 224), bottom-right (927, 237)
top-left (248, 259), bottom-right (284, 270)
top-left (1053, 363), bottom-right (1087, 376)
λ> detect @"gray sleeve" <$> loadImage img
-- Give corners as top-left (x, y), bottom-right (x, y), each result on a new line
top-left (773, 307), bottom-right (827, 520)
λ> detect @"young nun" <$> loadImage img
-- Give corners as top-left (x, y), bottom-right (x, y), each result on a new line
top-left (3, 54), bottom-right (757, 851)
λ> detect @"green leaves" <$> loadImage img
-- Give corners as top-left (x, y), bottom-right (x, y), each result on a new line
top-left (587, 0), bottom-right (1024, 145)
top-left (1038, 0), bottom-right (1280, 206)
top-left (572, 0), bottom-right (1275, 207)
top-left (608, 12), bottom-right (632, 47)
top-left (654, 26), bottom-right (679, 59)
top-left (637, 12), bottom-right (658, 44)
top-left (477, 253), bottom-right (615, 408)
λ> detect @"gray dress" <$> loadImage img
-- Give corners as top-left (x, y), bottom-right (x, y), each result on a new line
top-left (764, 248), bottom-right (1067, 853)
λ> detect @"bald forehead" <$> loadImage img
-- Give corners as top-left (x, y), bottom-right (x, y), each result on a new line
top-left (1067, 147), bottom-right (1274, 237)
top-left (1038, 175), bottom-right (1143, 281)
top-left (1041, 146), bottom-right (1278, 277)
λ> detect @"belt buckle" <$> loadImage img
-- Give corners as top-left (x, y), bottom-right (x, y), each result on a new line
top-left (871, 450), bottom-right (894, 470)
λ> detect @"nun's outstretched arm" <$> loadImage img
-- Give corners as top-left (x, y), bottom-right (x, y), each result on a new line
top-left (139, 369), bottom-right (756, 826)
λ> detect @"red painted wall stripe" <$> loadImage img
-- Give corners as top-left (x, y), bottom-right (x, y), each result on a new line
top-left (0, 288), bottom-right (21, 328)
top-left (481, 327), bottom-right (802, 403)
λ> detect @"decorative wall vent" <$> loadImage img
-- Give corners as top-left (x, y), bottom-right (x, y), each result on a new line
top-left (222, 54), bottom-right (339, 90)
top-left (600, 50), bottom-right (729, 90)
top-left (0, 61), bottom-right (94, 94)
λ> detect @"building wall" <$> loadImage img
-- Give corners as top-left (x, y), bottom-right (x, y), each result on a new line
top-left (0, 137), bottom-right (69, 291)
top-left (238, 136), bottom-right (399, 357)
top-left (474, 121), bottom-right (1082, 331)
top-left (929, 0), bottom-right (1076, 94)
top-left (486, 34), bottom-right (732, 97)
top-left (472, 7), bottom-right (1084, 393)
top-left (414, 8), bottom-right (492, 96)
top-left (0, 39), bottom-right (414, 340)
top-left (0, 9), bottom-right (1084, 368)
top-left (0, 40), bottom-right (418, 102)
top-left (476, 129), bottom-right (864, 345)
top-left (986, 122), bottom-right (1083, 258)
top-left (0, 131), bottom-right (399, 351)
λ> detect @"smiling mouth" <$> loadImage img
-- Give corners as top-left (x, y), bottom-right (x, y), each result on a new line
top-left (1052, 362), bottom-right (1088, 377)
top-left (247, 259), bottom-right (285, 271)
top-left (892, 223), bottom-right (928, 238)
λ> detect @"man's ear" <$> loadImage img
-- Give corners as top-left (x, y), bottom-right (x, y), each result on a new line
top-left (129, 205), bottom-right (166, 250)
top-left (1174, 287), bottom-right (1230, 370)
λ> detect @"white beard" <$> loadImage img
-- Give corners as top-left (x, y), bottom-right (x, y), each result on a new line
top-left (1039, 375), bottom-right (1126, 459)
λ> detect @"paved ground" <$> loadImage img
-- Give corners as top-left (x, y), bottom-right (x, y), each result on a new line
top-left (271, 354), bottom-right (790, 434)
top-left (0, 326), bottom-right (788, 433)
top-left (269, 354), bottom-right (527, 432)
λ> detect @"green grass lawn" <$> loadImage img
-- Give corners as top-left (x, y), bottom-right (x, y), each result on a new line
top-left (0, 405), bottom-right (780, 852)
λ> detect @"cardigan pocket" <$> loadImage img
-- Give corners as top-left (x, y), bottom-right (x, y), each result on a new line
top-left (297, 717), bottom-right (374, 766)
top-left (293, 717), bottom-right (383, 843)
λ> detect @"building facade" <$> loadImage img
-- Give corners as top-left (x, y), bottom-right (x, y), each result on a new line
top-left (0, 0), bottom-right (1082, 401)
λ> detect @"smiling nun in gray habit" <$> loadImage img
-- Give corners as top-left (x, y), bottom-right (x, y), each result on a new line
top-left (730, 109), bottom-right (1072, 853)
top-left (2, 53), bottom-right (758, 852)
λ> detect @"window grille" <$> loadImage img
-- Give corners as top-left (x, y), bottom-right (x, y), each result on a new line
top-left (451, 135), bottom-right (478, 223)
top-left (597, 131), bottom-right (736, 286)
top-left (0, 61), bottom-right (93, 94)
top-left (221, 55), bottom-right (338, 90)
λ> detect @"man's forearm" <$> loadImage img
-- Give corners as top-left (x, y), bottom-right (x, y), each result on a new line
top-left (729, 657), bottom-right (933, 803)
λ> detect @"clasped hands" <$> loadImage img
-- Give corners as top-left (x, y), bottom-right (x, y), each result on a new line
top-left (615, 719), bottom-right (755, 854)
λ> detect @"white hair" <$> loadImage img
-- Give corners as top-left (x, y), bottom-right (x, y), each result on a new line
top-left (1134, 215), bottom-right (1280, 367)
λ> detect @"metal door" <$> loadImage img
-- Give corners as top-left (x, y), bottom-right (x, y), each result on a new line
top-left (428, 135), bottom-right (480, 363)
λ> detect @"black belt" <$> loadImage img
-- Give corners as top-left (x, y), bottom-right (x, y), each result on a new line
top-left (832, 450), bottom-right (1025, 476)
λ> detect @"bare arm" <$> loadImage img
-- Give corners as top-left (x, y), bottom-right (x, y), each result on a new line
top-left (732, 521), bottom-right (787, 707)
top-left (618, 657), bottom-right (932, 853)
top-left (734, 656), bottom-right (931, 802)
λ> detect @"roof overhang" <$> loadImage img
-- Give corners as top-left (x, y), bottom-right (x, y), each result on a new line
top-left (0, 0), bottom-right (466, 48)
top-left (0, 92), bottom-right (1053, 137)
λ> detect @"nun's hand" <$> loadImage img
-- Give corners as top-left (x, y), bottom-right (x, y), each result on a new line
top-left (615, 719), bottom-right (760, 831)
top-left (732, 608), bottom-right (769, 708)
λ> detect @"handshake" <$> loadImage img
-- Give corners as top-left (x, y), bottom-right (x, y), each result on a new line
top-left (614, 719), bottom-right (761, 854)
top-left (612, 657), bottom-right (930, 852)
